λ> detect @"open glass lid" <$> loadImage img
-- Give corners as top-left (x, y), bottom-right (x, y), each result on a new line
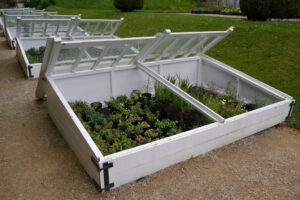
top-left (37, 27), bottom-right (233, 77)
top-left (139, 27), bottom-right (234, 63)
top-left (36, 28), bottom-right (236, 124)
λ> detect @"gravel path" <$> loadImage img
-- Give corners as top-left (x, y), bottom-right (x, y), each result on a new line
top-left (0, 33), bottom-right (300, 200)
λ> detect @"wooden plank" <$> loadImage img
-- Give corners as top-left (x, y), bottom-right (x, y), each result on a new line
top-left (91, 22), bottom-right (100, 35)
top-left (47, 79), bottom-right (102, 186)
top-left (61, 36), bottom-right (156, 49)
top-left (16, 38), bottom-right (29, 76)
top-left (104, 100), bottom-right (290, 188)
top-left (5, 28), bottom-right (14, 48)
top-left (36, 37), bottom-right (61, 99)
top-left (155, 38), bottom-right (179, 61)
top-left (182, 37), bottom-right (208, 58)
top-left (110, 18), bottom-right (124, 36)
top-left (111, 44), bottom-right (131, 67)
top-left (169, 38), bottom-right (195, 59)
top-left (91, 47), bottom-right (110, 69)
top-left (72, 47), bottom-right (87, 72)
top-left (202, 55), bottom-right (292, 100)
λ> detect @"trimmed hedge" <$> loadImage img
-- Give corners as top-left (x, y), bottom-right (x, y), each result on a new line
top-left (113, 0), bottom-right (144, 12)
top-left (240, 0), bottom-right (299, 21)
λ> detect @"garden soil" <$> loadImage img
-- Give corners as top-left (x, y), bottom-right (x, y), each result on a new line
top-left (0, 33), bottom-right (300, 200)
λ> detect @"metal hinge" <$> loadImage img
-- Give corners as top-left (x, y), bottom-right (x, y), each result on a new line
top-left (28, 65), bottom-right (34, 78)
top-left (11, 40), bottom-right (15, 49)
top-left (101, 162), bottom-right (114, 191)
top-left (286, 100), bottom-right (296, 119)
top-left (91, 157), bottom-right (114, 192)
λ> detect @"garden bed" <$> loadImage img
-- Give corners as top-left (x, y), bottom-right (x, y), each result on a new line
top-left (70, 85), bottom-right (214, 156)
top-left (191, 8), bottom-right (243, 16)
top-left (69, 77), bottom-right (263, 156)
top-left (35, 29), bottom-right (294, 191)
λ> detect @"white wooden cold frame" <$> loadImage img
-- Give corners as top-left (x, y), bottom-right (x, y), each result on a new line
top-left (4, 13), bottom-right (78, 48)
top-left (0, 8), bottom-right (33, 30)
top-left (0, 8), bottom-right (46, 31)
top-left (15, 17), bottom-right (123, 79)
top-left (4, 14), bottom-right (43, 48)
top-left (35, 28), bottom-right (295, 191)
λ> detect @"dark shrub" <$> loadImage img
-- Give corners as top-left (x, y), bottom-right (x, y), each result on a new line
top-left (134, 0), bottom-right (144, 10)
top-left (25, 0), bottom-right (55, 9)
top-left (37, 0), bottom-right (51, 9)
top-left (113, 0), bottom-right (144, 12)
top-left (270, 0), bottom-right (299, 19)
top-left (240, 0), bottom-right (272, 21)
top-left (8, 0), bottom-right (16, 7)
top-left (25, 0), bottom-right (40, 8)
top-left (240, 0), bottom-right (299, 21)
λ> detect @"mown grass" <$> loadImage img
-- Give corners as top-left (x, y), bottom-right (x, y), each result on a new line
top-left (53, 0), bottom-right (198, 11)
top-left (47, 6), bottom-right (300, 129)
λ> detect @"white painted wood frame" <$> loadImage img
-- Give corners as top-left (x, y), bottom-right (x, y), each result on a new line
top-left (35, 28), bottom-right (295, 192)
top-left (15, 18), bottom-right (123, 79)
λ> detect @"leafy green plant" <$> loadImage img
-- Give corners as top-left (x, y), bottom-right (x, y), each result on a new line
top-left (129, 102), bottom-right (144, 115)
top-left (70, 101), bottom-right (105, 125)
top-left (105, 97), bottom-right (125, 113)
top-left (25, 47), bottom-right (46, 64)
top-left (166, 128), bottom-right (181, 136)
top-left (155, 119), bottom-right (177, 131)
top-left (144, 129), bottom-right (161, 138)
top-left (90, 102), bottom-right (102, 112)
top-left (110, 113), bottom-right (122, 122)
top-left (144, 105), bottom-right (158, 123)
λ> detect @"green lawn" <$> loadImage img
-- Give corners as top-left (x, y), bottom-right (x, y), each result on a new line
top-left (47, 6), bottom-right (300, 129)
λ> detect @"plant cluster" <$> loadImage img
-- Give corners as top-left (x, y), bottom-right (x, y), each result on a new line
top-left (70, 88), bottom-right (194, 156)
top-left (165, 75), bottom-right (262, 118)
top-left (240, 0), bottom-right (300, 21)
top-left (193, 0), bottom-right (241, 15)
top-left (25, 46), bottom-right (46, 64)
top-left (70, 76), bottom-right (264, 156)
top-left (190, 86), bottom-right (247, 118)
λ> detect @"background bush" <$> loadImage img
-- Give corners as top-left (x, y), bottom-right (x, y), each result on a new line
top-left (113, 0), bottom-right (144, 12)
top-left (240, 0), bottom-right (299, 21)
top-left (7, 0), bottom-right (16, 7)
top-left (270, 0), bottom-right (299, 19)
top-left (25, 0), bottom-right (56, 9)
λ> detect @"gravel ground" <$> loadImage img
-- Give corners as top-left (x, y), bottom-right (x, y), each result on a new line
top-left (0, 33), bottom-right (300, 200)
